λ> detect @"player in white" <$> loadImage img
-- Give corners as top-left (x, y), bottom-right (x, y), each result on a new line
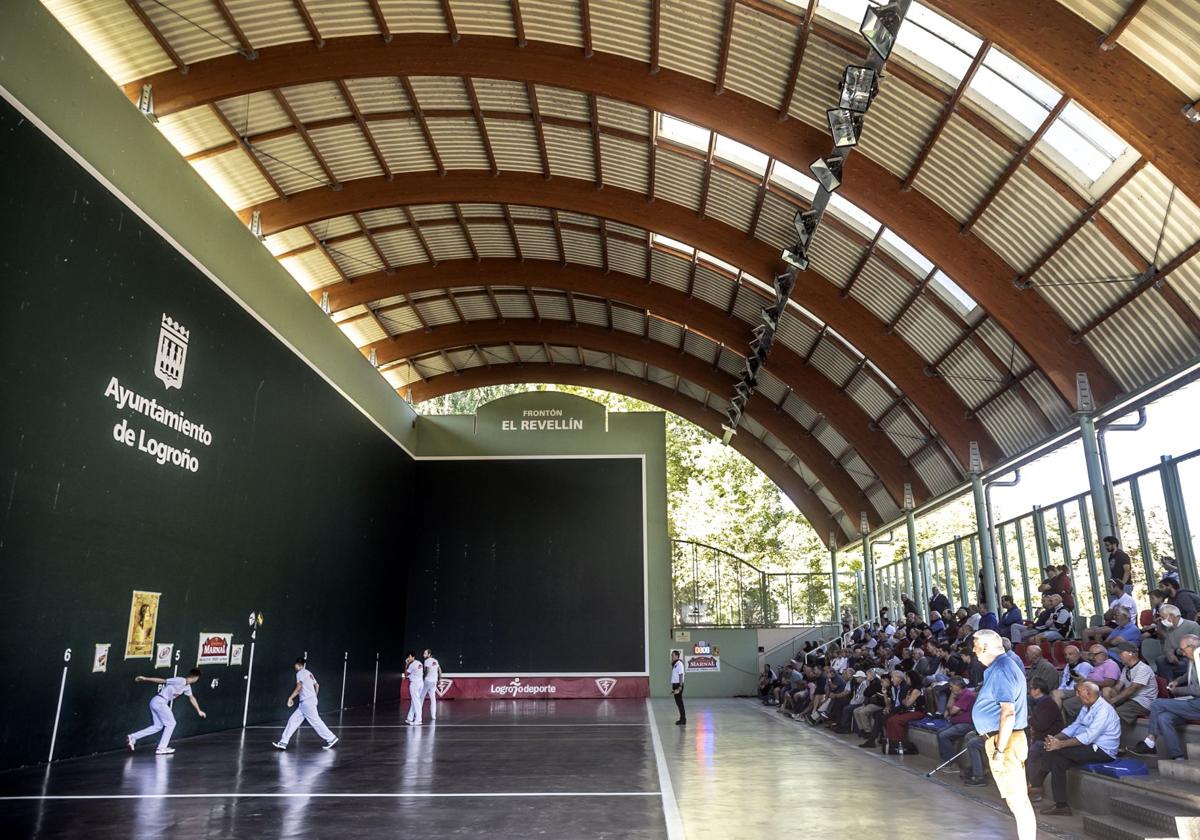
top-left (671, 650), bottom-right (686, 725)
top-left (405, 651), bottom-right (424, 725)
top-left (127, 668), bottom-right (206, 755)
top-left (421, 649), bottom-right (441, 722)
top-left (273, 657), bottom-right (339, 751)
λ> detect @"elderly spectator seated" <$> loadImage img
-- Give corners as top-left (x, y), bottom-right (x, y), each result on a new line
top-left (1083, 579), bottom-right (1138, 645)
top-left (929, 611), bottom-right (947, 640)
top-left (881, 670), bottom-right (926, 750)
top-left (1050, 645), bottom-right (1091, 707)
top-left (1039, 564), bottom-right (1075, 612)
top-left (1032, 595), bottom-right (1073, 646)
top-left (832, 670), bottom-right (872, 733)
top-left (963, 605), bottom-right (981, 633)
top-left (758, 664), bottom-right (778, 703)
top-left (1023, 678), bottom-right (1064, 795)
top-left (934, 678), bottom-right (976, 773)
top-left (1064, 645), bottom-right (1121, 722)
top-left (1162, 578), bottom-right (1200, 622)
top-left (1029, 681), bottom-right (1121, 817)
top-left (853, 671), bottom-right (889, 742)
top-left (1098, 608), bottom-right (1141, 663)
top-left (1024, 645), bottom-right (1059, 695)
top-left (1104, 641), bottom-right (1158, 735)
top-left (1012, 595), bottom-right (1056, 644)
top-left (1152, 604), bottom-right (1200, 681)
top-left (811, 667), bottom-right (850, 724)
top-left (1133, 634), bottom-right (1200, 760)
top-left (999, 595), bottom-right (1024, 640)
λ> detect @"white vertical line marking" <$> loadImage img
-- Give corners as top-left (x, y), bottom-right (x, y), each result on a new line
top-left (645, 699), bottom-right (685, 840)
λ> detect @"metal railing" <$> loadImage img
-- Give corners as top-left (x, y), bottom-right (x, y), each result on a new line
top-left (860, 447), bottom-right (1199, 622)
top-left (671, 540), bottom-right (836, 628)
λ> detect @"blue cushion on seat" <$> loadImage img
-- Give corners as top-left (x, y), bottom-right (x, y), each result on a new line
top-left (1081, 758), bottom-right (1149, 777)
top-left (908, 716), bottom-right (951, 731)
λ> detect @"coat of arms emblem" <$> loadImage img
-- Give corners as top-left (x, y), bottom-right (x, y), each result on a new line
top-left (154, 314), bottom-right (189, 390)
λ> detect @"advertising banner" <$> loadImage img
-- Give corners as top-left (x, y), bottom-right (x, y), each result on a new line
top-left (92, 643), bottom-right (110, 673)
top-left (684, 654), bottom-right (720, 672)
top-left (400, 676), bottom-right (650, 701)
top-left (124, 590), bottom-right (161, 659)
top-left (155, 643), bottom-right (173, 668)
top-left (230, 644), bottom-right (244, 666)
top-left (196, 632), bottom-right (233, 665)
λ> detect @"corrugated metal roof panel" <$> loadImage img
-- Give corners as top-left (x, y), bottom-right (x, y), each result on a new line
top-left (754, 191), bottom-right (797, 252)
top-left (451, 0), bottom-right (517, 38)
top-left (519, 0), bottom-right (585, 47)
top-left (409, 204), bottom-right (456, 221)
top-left (469, 222), bottom-right (517, 258)
top-left (608, 238), bottom-right (648, 278)
top-left (976, 388), bottom-right (1043, 457)
top-left (977, 320), bottom-right (1032, 373)
top-left (849, 259), bottom-right (911, 324)
top-left (936, 341), bottom-right (997, 409)
top-left (650, 250), bottom-right (690, 293)
top-left (484, 118), bottom-right (544, 174)
top-left (653, 149), bottom-right (705, 212)
top-left (894, 296), bottom-right (962, 364)
top-left (534, 86), bottom-right (590, 121)
top-left (359, 207), bottom-right (407, 228)
top-left (678, 378), bottom-right (707, 403)
top-left (808, 226), bottom-right (865, 288)
top-left (1103, 164), bottom-right (1200, 269)
top-left (254, 133), bottom-right (329, 194)
top-left (191, 149), bottom-right (278, 209)
top-left (343, 77), bottom-right (411, 113)
top-left (912, 115), bottom-right (1010, 224)
top-left (810, 340), bottom-right (856, 389)
top-left (265, 226), bottom-right (313, 257)
top-left (857, 78), bottom-right (943, 179)
top-left (716, 346), bottom-right (743, 377)
top-left (588, 0), bottom-right (654, 61)
top-left (407, 76), bottom-right (470, 110)
top-left (1024, 371), bottom-right (1073, 431)
top-left (426, 117), bottom-right (490, 169)
top-left (647, 364), bottom-right (677, 388)
top-left (912, 444), bottom-right (959, 496)
top-left (280, 248), bottom-right (340, 291)
top-left (1031, 223), bottom-right (1136, 331)
top-left (327, 237), bottom-right (382, 277)
top-left (373, 227), bottom-right (428, 266)
top-left (1169, 252), bottom-right (1200, 317)
top-left (755, 370), bottom-right (788, 405)
top-left (574, 297), bottom-right (607, 327)
top-left (599, 135), bottom-right (650, 194)
top-left (562, 228), bottom-right (603, 267)
top-left (509, 206), bottom-right (552, 220)
top-left (879, 407), bottom-right (926, 459)
top-left (974, 164), bottom-right (1079, 274)
top-left (532, 292), bottom-right (571, 321)
top-left (612, 305), bottom-right (645, 336)
top-left (217, 91), bottom-right (291, 136)
top-left (868, 485), bottom-right (900, 522)
top-left (220, 0), bottom-right (310, 50)
top-left (309, 123), bottom-right (384, 182)
top-left (378, 0), bottom-right (448, 36)
top-left (137, 0), bottom-right (238, 66)
top-left (281, 82), bottom-right (350, 123)
top-left (775, 312), bottom-right (820, 359)
top-left (157, 107), bottom-right (230, 157)
top-left (543, 124), bottom-right (595, 181)
top-left (423, 225), bottom-right (474, 262)
top-left (45, 0), bottom-right (176, 84)
top-left (456, 291), bottom-right (497, 320)
top-left (704, 168), bottom-right (757, 233)
top-left (1085, 291), bottom-right (1199, 390)
top-left (460, 202), bottom-right (505, 218)
top-left (650, 318), bottom-right (683, 347)
top-left (370, 119), bottom-right (438, 173)
top-left (781, 391), bottom-right (819, 430)
top-left (312, 215), bottom-right (360, 239)
top-left (596, 97), bottom-right (651, 134)
top-left (514, 225), bottom-right (559, 261)
top-left (683, 331), bottom-right (720, 365)
top-left (732, 284), bottom-right (765, 325)
top-left (722, 5), bottom-right (795, 109)
top-left (658, 0), bottom-right (723, 84)
top-left (495, 291), bottom-right (535, 320)
top-left (306, 0), bottom-right (380, 37)
top-left (787, 36), bottom-right (853, 130)
top-left (846, 373), bottom-right (892, 421)
top-left (471, 78), bottom-right (529, 112)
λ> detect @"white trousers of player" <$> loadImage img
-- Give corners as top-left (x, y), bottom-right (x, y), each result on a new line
top-left (423, 679), bottom-right (438, 720)
top-left (406, 679), bottom-right (424, 723)
top-left (130, 695), bottom-right (176, 750)
top-left (280, 699), bottom-right (336, 744)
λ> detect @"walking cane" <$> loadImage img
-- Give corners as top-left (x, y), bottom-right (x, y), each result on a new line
top-left (925, 747), bottom-right (968, 778)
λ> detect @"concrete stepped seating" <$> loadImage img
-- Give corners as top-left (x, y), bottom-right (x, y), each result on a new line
top-left (1081, 813), bottom-right (1181, 840)
top-left (1106, 796), bottom-right (1200, 839)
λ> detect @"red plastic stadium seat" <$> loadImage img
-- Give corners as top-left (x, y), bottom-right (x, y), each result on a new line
top-left (1014, 643), bottom-right (1027, 661)
top-left (1140, 609), bottom-right (1153, 628)
top-left (1049, 642), bottom-right (1068, 667)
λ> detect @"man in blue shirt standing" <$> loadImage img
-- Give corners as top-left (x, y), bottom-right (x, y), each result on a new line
top-left (972, 628), bottom-right (1034, 840)
top-left (1029, 681), bottom-right (1120, 816)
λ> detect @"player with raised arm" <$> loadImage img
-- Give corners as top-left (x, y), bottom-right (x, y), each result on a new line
top-left (127, 668), bottom-right (206, 755)
top-left (273, 657), bottom-right (339, 751)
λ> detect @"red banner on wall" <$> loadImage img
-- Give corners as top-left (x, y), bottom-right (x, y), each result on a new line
top-left (400, 675), bottom-right (650, 701)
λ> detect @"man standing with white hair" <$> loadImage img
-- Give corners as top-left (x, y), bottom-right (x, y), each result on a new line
top-left (971, 628), bottom-right (1035, 840)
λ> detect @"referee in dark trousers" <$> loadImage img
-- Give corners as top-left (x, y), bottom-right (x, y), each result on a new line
top-left (972, 629), bottom-right (1035, 840)
top-left (671, 650), bottom-right (686, 725)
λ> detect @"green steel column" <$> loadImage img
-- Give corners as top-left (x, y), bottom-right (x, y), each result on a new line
top-left (1078, 497), bottom-right (1105, 617)
top-left (1057, 504), bottom-right (1083, 622)
top-left (855, 570), bottom-right (865, 624)
top-left (1161, 457), bottom-right (1199, 592)
top-left (998, 523), bottom-right (1014, 603)
top-left (1032, 505), bottom-right (1051, 576)
top-left (1080, 413), bottom-right (1116, 549)
top-left (861, 513), bottom-right (878, 621)
top-left (942, 546), bottom-right (953, 610)
top-left (970, 447), bottom-right (1000, 615)
top-left (954, 539), bottom-right (968, 609)
top-left (1016, 519), bottom-right (1034, 616)
top-left (1129, 480), bottom-right (1156, 592)
top-left (829, 533), bottom-right (841, 628)
top-left (903, 559), bottom-right (913, 615)
top-left (968, 537), bottom-right (979, 604)
top-left (904, 485), bottom-right (923, 618)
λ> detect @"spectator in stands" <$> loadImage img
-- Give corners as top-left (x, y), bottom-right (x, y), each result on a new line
top-left (1144, 589), bottom-right (1168, 638)
top-left (1023, 678), bottom-right (1063, 795)
top-left (810, 667), bottom-right (849, 724)
top-left (832, 670), bottom-right (870, 733)
top-left (1084, 579), bottom-right (1137, 645)
top-left (914, 643), bottom-right (943, 687)
top-left (1133, 634), bottom-right (1200, 760)
top-left (821, 667), bottom-right (856, 726)
top-left (1153, 604), bottom-right (1200, 681)
top-left (853, 671), bottom-right (888, 742)
top-left (758, 664), bottom-right (777, 702)
top-left (930, 586), bottom-right (951, 617)
top-left (1051, 645), bottom-right (1091, 707)
top-left (1063, 645), bottom-right (1120, 722)
top-left (1034, 595), bottom-right (1074, 646)
top-left (943, 610), bottom-right (960, 641)
top-left (1012, 595), bottom-right (1055, 644)
top-left (1039, 564), bottom-right (1075, 612)
top-left (929, 610), bottom-right (947, 640)
top-left (881, 670), bottom-right (926, 750)
top-left (1024, 645), bottom-right (1058, 694)
top-left (1103, 536), bottom-right (1133, 595)
top-left (964, 605), bottom-right (981, 633)
top-left (1105, 641), bottom-right (1158, 735)
top-left (1100, 608), bottom-right (1141, 663)
top-left (978, 600), bottom-right (1000, 632)
top-left (934, 677), bottom-right (976, 773)
top-left (1161, 556), bottom-right (1180, 585)
top-left (999, 596), bottom-right (1023, 639)
top-left (1161, 578), bottom-right (1200, 622)
top-left (901, 592), bottom-right (918, 619)
top-left (1030, 681), bottom-right (1120, 816)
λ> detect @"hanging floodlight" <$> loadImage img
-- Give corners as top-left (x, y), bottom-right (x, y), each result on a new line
top-left (839, 65), bottom-right (879, 113)
top-left (368, 347), bottom-right (379, 368)
top-left (793, 209), bottom-right (820, 251)
top-left (781, 244), bottom-right (809, 271)
top-left (137, 84), bottom-right (158, 124)
top-left (734, 379), bottom-right (753, 400)
top-left (827, 108), bottom-right (865, 148)
top-left (861, 1), bottom-right (907, 61)
top-left (249, 210), bottom-right (265, 242)
top-left (810, 155), bottom-right (844, 193)
top-left (743, 357), bottom-right (760, 386)
top-left (1185, 100), bottom-right (1200, 124)
top-left (319, 290), bottom-right (332, 315)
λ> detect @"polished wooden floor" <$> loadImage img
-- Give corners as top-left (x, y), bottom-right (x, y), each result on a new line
top-left (0, 698), bottom-right (1065, 838)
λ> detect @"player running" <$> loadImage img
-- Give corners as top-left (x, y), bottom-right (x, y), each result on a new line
top-left (127, 669), bottom-right (206, 755)
top-left (272, 657), bottom-right (339, 751)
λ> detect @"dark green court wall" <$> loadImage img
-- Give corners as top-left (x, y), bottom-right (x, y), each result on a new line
top-left (0, 98), bottom-right (413, 771)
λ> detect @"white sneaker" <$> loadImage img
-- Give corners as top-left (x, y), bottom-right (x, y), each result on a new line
top-left (323, 737), bottom-right (339, 750)
top-left (155, 748), bottom-right (175, 755)
top-left (127, 735), bottom-right (136, 752)
top-left (272, 741), bottom-right (288, 751)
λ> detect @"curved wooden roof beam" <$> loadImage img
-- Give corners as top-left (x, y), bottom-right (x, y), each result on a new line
top-left (366, 319), bottom-right (875, 522)
top-left (243, 171), bottom-right (1004, 468)
top-left (404, 362), bottom-right (844, 543)
top-left (317, 258), bottom-right (930, 503)
top-left (127, 34), bottom-right (1120, 408)
top-left (923, 0), bottom-right (1199, 206)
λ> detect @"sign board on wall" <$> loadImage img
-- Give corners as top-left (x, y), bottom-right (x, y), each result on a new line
top-left (92, 644), bottom-right (110, 673)
top-left (230, 644), bottom-right (244, 666)
top-left (124, 590), bottom-right (160, 659)
top-left (684, 654), bottom-right (720, 672)
top-left (155, 643), bottom-right (173, 668)
top-left (403, 676), bottom-right (650, 701)
top-left (475, 391), bottom-right (607, 436)
top-left (196, 632), bottom-right (232, 665)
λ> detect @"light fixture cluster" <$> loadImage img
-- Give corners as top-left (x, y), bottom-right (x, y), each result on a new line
top-left (721, 0), bottom-right (911, 445)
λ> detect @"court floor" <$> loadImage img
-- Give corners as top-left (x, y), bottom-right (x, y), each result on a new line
top-left (0, 698), bottom-right (1059, 838)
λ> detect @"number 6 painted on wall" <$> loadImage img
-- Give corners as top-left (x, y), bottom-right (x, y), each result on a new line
top-left (63, 648), bottom-right (72, 663)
